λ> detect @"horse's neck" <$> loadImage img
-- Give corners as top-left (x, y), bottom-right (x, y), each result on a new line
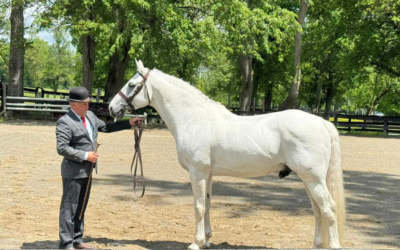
top-left (150, 76), bottom-right (233, 137)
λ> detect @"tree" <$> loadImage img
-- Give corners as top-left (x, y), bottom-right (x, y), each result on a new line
top-left (279, 0), bottom-right (309, 110)
top-left (8, 0), bottom-right (25, 96)
top-left (212, 0), bottom-right (297, 111)
top-left (40, 0), bottom-right (108, 92)
top-left (24, 38), bottom-right (49, 87)
top-left (0, 5), bottom-right (10, 85)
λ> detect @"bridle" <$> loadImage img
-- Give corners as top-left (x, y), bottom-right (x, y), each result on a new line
top-left (117, 69), bottom-right (151, 198)
top-left (118, 70), bottom-right (151, 112)
top-left (131, 123), bottom-right (145, 198)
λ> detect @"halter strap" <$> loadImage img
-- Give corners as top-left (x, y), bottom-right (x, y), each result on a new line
top-left (118, 90), bottom-right (130, 103)
top-left (138, 70), bottom-right (151, 86)
top-left (118, 70), bottom-right (151, 111)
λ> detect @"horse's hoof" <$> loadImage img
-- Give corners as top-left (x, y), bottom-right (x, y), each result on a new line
top-left (204, 241), bottom-right (211, 248)
top-left (313, 243), bottom-right (324, 248)
top-left (188, 243), bottom-right (200, 250)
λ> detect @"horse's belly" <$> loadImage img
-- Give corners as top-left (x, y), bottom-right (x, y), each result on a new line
top-left (209, 120), bottom-right (283, 177)
top-left (211, 154), bottom-right (284, 177)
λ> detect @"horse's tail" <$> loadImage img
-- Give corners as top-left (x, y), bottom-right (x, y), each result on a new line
top-left (322, 120), bottom-right (346, 246)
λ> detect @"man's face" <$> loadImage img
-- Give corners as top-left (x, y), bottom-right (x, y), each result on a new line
top-left (71, 98), bottom-right (90, 117)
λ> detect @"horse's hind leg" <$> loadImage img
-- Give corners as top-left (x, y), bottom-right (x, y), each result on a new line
top-left (305, 181), bottom-right (341, 248)
top-left (204, 174), bottom-right (213, 248)
top-left (188, 167), bottom-right (208, 250)
top-left (305, 185), bottom-right (323, 248)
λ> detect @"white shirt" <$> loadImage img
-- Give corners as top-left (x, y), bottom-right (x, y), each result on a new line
top-left (71, 109), bottom-right (94, 160)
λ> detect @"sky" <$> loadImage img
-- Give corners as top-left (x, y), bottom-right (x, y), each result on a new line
top-left (24, 5), bottom-right (76, 52)
top-left (25, 5), bottom-right (56, 44)
top-left (1, 4), bottom-right (76, 51)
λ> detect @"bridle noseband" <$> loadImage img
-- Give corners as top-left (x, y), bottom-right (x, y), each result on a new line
top-left (118, 70), bottom-right (151, 112)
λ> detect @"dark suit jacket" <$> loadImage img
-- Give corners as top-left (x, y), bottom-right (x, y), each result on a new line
top-left (56, 110), bottom-right (131, 178)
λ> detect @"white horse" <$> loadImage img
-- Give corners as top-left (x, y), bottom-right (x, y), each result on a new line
top-left (109, 60), bottom-right (346, 249)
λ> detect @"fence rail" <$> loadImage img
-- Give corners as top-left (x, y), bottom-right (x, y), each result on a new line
top-left (332, 114), bottom-right (400, 134)
top-left (23, 87), bottom-right (105, 100)
top-left (1, 85), bottom-right (148, 123)
top-left (2, 85), bottom-right (400, 133)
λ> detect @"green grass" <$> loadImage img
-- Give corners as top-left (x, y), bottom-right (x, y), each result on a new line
top-left (25, 92), bottom-right (35, 98)
top-left (329, 117), bottom-right (364, 122)
top-left (340, 130), bottom-right (387, 136)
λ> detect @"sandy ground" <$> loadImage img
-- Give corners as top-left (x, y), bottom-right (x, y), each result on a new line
top-left (0, 120), bottom-right (399, 249)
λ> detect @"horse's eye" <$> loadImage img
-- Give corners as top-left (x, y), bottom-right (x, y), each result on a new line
top-left (129, 82), bottom-right (135, 87)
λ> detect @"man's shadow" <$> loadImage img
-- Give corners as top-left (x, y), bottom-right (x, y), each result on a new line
top-left (21, 237), bottom-right (268, 249)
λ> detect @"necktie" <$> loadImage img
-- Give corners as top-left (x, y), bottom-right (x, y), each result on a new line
top-left (81, 116), bottom-right (87, 129)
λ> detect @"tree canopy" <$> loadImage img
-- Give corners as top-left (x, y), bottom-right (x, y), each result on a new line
top-left (2, 0), bottom-right (400, 115)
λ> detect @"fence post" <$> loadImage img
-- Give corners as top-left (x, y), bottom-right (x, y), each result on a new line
top-left (363, 119), bottom-right (367, 131)
top-left (334, 114), bottom-right (338, 127)
top-left (144, 112), bottom-right (147, 126)
top-left (1, 83), bottom-right (5, 111)
top-left (383, 118), bottom-right (388, 135)
top-left (96, 89), bottom-right (101, 103)
top-left (2, 83), bottom-right (7, 120)
top-left (348, 118), bottom-right (352, 132)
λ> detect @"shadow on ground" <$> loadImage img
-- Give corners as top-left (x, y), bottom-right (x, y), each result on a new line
top-left (99, 169), bottom-right (400, 248)
top-left (20, 237), bottom-right (268, 249)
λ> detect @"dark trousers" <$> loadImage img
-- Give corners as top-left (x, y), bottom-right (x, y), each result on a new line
top-left (59, 177), bottom-right (92, 249)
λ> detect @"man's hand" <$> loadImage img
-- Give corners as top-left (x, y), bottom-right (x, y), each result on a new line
top-left (87, 152), bottom-right (99, 163)
top-left (129, 117), bottom-right (143, 126)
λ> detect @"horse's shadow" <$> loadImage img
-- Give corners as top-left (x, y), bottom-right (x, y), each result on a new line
top-left (102, 170), bottom-right (400, 248)
top-left (20, 237), bottom-right (268, 249)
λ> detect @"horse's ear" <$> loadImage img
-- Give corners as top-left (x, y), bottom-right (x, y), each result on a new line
top-left (135, 59), bottom-right (146, 74)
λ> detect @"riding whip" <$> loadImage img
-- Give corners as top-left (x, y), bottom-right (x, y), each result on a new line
top-left (79, 142), bottom-right (101, 220)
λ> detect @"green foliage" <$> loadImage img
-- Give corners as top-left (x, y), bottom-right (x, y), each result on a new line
top-left (0, 39), bottom-right (9, 83)
top-left (0, 0), bottom-right (10, 83)
top-left (212, 0), bottom-right (298, 60)
top-left (24, 30), bottom-right (79, 90)
top-left (7, 0), bottom-right (400, 117)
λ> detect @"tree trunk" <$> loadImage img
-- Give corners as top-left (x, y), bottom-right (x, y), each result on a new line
top-left (313, 78), bottom-right (323, 113)
top-left (238, 54), bottom-right (254, 111)
top-left (81, 34), bottom-right (96, 93)
top-left (8, 0), bottom-right (24, 97)
top-left (104, 43), bottom-right (131, 102)
top-left (278, 0), bottom-right (309, 111)
top-left (368, 75), bottom-right (379, 115)
top-left (324, 81), bottom-right (335, 114)
top-left (54, 77), bottom-right (59, 93)
top-left (368, 82), bottom-right (392, 116)
top-left (264, 82), bottom-right (273, 111)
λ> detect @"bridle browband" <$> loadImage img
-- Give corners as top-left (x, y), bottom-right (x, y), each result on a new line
top-left (118, 69), bottom-right (151, 112)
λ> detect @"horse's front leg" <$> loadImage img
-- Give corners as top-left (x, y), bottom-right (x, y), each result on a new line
top-left (188, 167), bottom-right (208, 250)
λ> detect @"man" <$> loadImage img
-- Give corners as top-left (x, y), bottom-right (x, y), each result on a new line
top-left (56, 87), bottom-right (142, 249)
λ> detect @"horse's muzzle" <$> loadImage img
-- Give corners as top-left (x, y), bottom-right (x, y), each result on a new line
top-left (109, 106), bottom-right (124, 119)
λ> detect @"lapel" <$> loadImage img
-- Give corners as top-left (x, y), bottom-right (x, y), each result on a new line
top-left (67, 109), bottom-right (91, 141)
top-left (86, 112), bottom-right (97, 141)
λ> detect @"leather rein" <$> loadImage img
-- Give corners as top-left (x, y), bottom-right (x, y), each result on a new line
top-left (118, 70), bottom-right (151, 198)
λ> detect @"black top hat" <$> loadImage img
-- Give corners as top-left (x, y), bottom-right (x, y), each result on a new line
top-left (66, 87), bottom-right (92, 102)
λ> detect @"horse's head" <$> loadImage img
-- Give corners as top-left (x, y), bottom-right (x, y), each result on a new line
top-left (109, 59), bottom-right (153, 118)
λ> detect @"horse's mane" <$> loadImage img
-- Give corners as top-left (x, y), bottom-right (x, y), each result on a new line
top-left (152, 69), bottom-right (229, 112)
